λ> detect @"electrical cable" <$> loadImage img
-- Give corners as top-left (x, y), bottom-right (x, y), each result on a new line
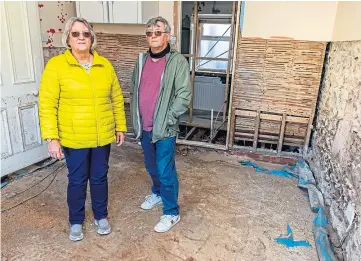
top-left (1, 163), bottom-right (66, 213)
top-left (8, 161), bottom-right (63, 197)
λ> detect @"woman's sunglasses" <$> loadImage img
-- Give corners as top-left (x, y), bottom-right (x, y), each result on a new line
top-left (71, 31), bottom-right (91, 38)
top-left (145, 31), bottom-right (166, 37)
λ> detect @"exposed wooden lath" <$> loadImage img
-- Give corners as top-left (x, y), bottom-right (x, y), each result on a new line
top-left (231, 37), bottom-right (326, 154)
top-left (96, 33), bottom-right (148, 134)
top-left (233, 38), bottom-right (326, 117)
top-left (96, 33), bottom-right (148, 100)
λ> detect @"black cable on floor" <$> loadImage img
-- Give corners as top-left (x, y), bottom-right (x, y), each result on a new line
top-left (1, 163), bottom-right (66, 213)
top-left (8, 161), bottom-right (64, 197)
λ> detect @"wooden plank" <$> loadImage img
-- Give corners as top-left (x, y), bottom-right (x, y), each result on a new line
top-left (235, 110), bottom-right (257, 117)
top-left (176, 139), bottom-right (226, 150)
top-left (189, 1), bottom-right (198, 123)
top-left (286, 116), bottom-right (309, 124)
top-left (173, 1), bottom-right (179, 50)
top-left (184, 126), bottom-right (197, 140)
top-left (253, 110), bottom-right (261, 151)
top-left (303, 116), bottom-right (313, 157)
top-left (225, 0), bottom-right (241, 151)
top-left (277, 113), bottom-right (286, 154)
top-left (223, 1), bottom-right (236, 122)
top-left (228, 108), bottom-right (237, 149)
top-left (235, 109), bottom-right (282, 121)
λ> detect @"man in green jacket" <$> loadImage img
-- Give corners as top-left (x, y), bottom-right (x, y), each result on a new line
top-left (131, 16), bottom-right (191, 232)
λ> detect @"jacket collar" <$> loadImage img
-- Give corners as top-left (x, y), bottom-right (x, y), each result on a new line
top-left (142, 49), bottom-right (177, 67)
top-left (64, 49), bottom-right (103, 66)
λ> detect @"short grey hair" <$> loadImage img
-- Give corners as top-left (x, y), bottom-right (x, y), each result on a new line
top-left (146, 16), bottom-right (171, 33)
top-left (62, 17), bottom-right (97, 50)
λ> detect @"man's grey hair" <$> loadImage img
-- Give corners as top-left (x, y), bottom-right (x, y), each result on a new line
top-left (146, 16), bottom-right (171, 33)
top-left (62, 17), bottom-right (97, 50)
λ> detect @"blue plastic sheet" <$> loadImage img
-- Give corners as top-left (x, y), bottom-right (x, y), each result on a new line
top-left (1, 181), bottom-right (9, 189)
top-left (313, 208), bottom-right (336, 261)
top-left (239, 160), bottom-right (298, 179)
top-left (240, 159), bottom-right (336, 260)
top-left (275, 225), bottom-right (312, 248)
top-left (296, 159), bottom-right (316, 188)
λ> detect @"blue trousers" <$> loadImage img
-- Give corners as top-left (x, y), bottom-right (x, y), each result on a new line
top-left (63, 144), bottom-right (111, 225)
top-left (141, 131), bottom-right (179, 215)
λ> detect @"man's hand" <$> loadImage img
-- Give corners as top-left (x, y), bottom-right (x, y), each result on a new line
top-left (48, 140), bottom-right (63, 160)
top-left (116, 131), bottom-right (125, 146)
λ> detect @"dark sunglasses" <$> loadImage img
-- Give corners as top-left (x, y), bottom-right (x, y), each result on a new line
top-left (145, 31), bottom-right (166, 37)
top-left (71, 31), bottom-right (91, 38)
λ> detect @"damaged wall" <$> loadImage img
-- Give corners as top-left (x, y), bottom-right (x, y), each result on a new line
top-left (308, 41), bottom-right (361, 261)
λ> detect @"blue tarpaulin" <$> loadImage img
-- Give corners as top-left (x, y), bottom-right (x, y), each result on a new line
top-left (239, 160), bottom-right (298, 179)
top-left (1, 181), bottom-right (9, 189)
top-left (275, 224), bottom-right (312, 248)
top-left (240, 159), bottom-right (337, 260)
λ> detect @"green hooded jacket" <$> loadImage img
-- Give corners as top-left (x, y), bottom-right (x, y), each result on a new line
top-left (131, 50), bottom-right (191, 143)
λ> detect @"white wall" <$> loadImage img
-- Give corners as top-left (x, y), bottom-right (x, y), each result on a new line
top-left (242, 1), bottom-right (339, 41)
top-left (332, 1), bottom-right (361, 41)
top-left (38, 1), bottom-right (76, 47)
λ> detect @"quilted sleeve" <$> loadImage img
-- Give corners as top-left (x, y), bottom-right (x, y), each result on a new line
top-left (110, 65), bottom-right (127, 132)
top-left (39, 58), bottom-right (60, 140)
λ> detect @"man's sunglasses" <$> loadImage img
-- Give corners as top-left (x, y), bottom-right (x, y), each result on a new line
top-left (145, 31), bottom-right (166, 37)
top-left (71, 31), bottom-right (91, 38)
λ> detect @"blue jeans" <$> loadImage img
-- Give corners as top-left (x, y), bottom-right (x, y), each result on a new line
top-left (141, 131), bottom-right (179, 215)
top-left (63, 145), bottom-right (111, 225)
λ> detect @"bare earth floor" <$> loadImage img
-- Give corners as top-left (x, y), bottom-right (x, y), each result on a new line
top-left (1, 142), bottom-right (318, 261)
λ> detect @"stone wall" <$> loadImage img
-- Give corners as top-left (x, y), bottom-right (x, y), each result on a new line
top-left (308, 41), bottom-right (361, 261)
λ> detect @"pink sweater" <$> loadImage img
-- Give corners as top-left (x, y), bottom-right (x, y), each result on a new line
top-left (139, 56), bottom-right (166, 131)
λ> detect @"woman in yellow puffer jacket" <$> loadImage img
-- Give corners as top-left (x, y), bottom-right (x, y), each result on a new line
top-left (39, 17), bottom-right (126, 242)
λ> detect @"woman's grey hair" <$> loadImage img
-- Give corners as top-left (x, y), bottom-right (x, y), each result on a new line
top-left (62, 17), bottom-right (97, 50)
top-left (146, 16), bottom-right (171, 33)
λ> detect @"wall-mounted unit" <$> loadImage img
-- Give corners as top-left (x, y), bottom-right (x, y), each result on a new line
top-left (76, 1), bottom-right (109, 23)
top-left (76, 1), bottom-right (159, 24)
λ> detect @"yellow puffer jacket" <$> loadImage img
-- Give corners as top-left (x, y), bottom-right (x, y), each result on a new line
top-left (39, 50), bottom-right (127, 149)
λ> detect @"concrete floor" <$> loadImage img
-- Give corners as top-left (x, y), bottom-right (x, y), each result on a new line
top-left (1, 142), bottom-right (318, 261)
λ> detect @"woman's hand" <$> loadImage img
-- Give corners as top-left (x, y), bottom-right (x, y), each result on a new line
top-left (48, 140), bottom-right (63, 160)
top-left (116, 131), bottom-right (125, 146)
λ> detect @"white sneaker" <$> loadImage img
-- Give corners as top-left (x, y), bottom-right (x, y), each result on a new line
top-left (154, 215), bottom-right (180, 233)
top-left (141, 194), bottom-right (162, 210)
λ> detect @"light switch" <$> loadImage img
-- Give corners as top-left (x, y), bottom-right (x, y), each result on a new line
top-left (41, 33), bottom-right (47, 42)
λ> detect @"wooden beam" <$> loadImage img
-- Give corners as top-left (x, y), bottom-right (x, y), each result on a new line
top-left (234, 109), bottom-right (310, 124)
top-left (235, 110), bottom-right (257, 117)
top-left (228, 108), bottom-right (237, 148)
top-left (173, 1), bottom-right (179, 50)
top-left (303, 117), bottom-right (313, 157)
top-left (277, 113), bottom-right (286, 155)
top-left (286, 116), bottom-right (309, 124)
top-left (223, 1), bottom-right (236, 122)
top-left (189, 1), bottom-right (198, 124)
top-left (253, 110), bottom-right (261, 151)
top-left (184, 126), bottom-right (197, 140)
top-left (176, 139), bottom-right (227, 150)
top-left (225, 0), bottom-right (241, 151)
